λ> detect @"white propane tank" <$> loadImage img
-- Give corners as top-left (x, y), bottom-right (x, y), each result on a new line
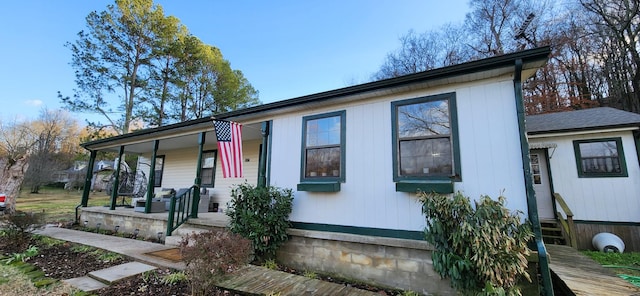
top-left (592, 232), bottom-right (625, 253)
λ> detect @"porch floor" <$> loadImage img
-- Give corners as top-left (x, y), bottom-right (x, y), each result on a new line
top-left (547, 244), bottom-right (640, 295)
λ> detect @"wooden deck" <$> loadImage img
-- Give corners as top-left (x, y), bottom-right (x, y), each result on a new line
top-left (547, 244), bottom-right (640, 296)
top-left (218, 265), bottom-right (380, 296)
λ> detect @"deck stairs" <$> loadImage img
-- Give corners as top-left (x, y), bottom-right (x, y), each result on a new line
top-left (540, 219), bottom-right (567, 246)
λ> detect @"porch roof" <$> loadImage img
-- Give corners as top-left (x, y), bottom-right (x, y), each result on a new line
top-left (526, 107), bottom-right (640, 135)
top-left (82, 46), bottom-right (550, 153)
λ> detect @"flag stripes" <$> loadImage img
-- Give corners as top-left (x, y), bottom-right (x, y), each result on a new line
top-left (214, 120), bottom-right (243, 178)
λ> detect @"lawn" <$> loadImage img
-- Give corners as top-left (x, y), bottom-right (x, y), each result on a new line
top-left (583, 250), bottom-right (640, 287)
top-left (16, 187), bottom-right (112, 223)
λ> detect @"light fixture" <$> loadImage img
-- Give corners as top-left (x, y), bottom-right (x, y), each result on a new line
top-left (96, 223), bottom-right (102, 233)
top-left (114, 225), bottom-right (120, 233)
top-left (157, 231), bottom-right (163, 243)
top-left (133, 228), bottom-right (140, 239)
top-left (83, 220), bottom-right (88, 228)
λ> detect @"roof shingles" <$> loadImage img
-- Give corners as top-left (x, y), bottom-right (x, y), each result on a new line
top-left (526, 107), bottom-right (640, 134)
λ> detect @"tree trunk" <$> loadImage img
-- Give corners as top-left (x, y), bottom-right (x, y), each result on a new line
top-left (0, 156), bottom-right (29, 214)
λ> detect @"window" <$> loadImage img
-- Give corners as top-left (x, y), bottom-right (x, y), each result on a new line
top-left (201, 150), bottom-right (217, 187)
top-left (391, 93), bottom-right (460, 193)
top-left (299, 111), bottom-right (345, 190)
top-left (154, 156), bottom-right (165, 187)
top-left (530, 154), bottom-right (542, 184)
top-left (573, 138), bottom-right (628, 178)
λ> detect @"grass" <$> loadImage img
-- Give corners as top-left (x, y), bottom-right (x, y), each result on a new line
top-left (583, 250), bottom-right (640, 277)
top-left (15, 187), bottom-right (112, 222)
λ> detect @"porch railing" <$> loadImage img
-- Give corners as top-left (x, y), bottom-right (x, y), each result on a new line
top-left (166, 186), bottom-right (197, 236)
top-left (554, 193), bottom-right (578, 248)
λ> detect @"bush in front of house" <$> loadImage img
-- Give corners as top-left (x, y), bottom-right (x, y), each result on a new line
top-left (179, 229), bottom-right (252, 294)
top-left (227, 183), bottom-right (294, 261)
top-left (419, 192), bottom-right (533, 295)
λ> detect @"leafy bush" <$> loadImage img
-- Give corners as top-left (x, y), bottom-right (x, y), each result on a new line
top-left (179, 229), bottom-right (252, 295)
top-left (227, 183), bottom-right (294, 261)
top-left (1, 211), bottom-right (44, 249)
top-left (419, 192), bottom-right (533, 295)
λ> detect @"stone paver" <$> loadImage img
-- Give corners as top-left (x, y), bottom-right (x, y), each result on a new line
top-left (63, 276), bottom-right (108, 292)
top-left (89, 262), bottom-right (157, 284)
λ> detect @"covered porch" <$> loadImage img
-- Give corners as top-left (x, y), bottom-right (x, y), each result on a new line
top-left (77, 118), bottom-right (271, 236)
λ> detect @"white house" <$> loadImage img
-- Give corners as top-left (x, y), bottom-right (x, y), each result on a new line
top-left (527, 107), bottom-right (640, 251)
top-left (79, 47), bottom-right (552, 294)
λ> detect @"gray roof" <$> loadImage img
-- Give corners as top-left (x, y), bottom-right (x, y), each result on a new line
top-left (526, 107), bottom-right (640, 134)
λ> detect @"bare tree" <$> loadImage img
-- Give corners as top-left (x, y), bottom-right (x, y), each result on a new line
top-left (580, 0), bottom-right (640, 113)
top-left (0, 119), bottom-right (37, 214)
top-left (371, 25), bottom-right (472, 80)
top-left (24, 109), bottom-right (84, 193)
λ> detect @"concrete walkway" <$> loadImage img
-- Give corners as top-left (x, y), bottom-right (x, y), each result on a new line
top-left (35, 225), bottom-right (184, 270)
top-left (35, 225), bottom-right (380, 295)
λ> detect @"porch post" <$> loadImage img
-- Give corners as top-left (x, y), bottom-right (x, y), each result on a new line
top-left (258, 121), bottom-right (271, 187)
top-left (191, 132), bottom-right (205, 218)
top-left (80, 150), bottom-right (97, 207)
top-left (145, 140), bottom-right (160, 213)
top-left (110, 146), bottom-right (125, 210)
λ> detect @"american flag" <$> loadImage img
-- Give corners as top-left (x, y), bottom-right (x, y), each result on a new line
top-left (213, 120), bottom-right (243, 178)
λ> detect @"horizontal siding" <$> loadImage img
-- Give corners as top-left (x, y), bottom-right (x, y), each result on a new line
top-left (210, 139), bottom-right (261, 211)
top-left (530, 131), bottom-right (640, 222)
top-left (269, 77), bottom-right (528, 232)
top-left (139, 140), bottom-right (261, 211)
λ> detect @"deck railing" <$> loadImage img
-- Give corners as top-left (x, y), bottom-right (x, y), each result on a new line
top-left (166, 186), bottom-right (197, 236)
top-left (554, 193), bottom-right (578, 248)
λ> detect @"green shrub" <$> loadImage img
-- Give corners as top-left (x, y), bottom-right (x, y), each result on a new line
top-left (420, 192), bottom-right (533, 295)
top-left (227, 183), bottom-right (294, 261)
top-left (179, 229), bottom-right (252, 295)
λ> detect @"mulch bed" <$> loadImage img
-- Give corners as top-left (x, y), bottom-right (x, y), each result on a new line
top-left (1, 230), bottom-right (404, 295)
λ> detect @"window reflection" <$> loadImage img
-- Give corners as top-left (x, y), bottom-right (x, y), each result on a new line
top-left (395, 98), bottom-right (453, 177)
top-left (303, 113), bottom-right (343, 179)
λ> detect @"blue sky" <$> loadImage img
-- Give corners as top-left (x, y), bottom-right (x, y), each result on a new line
top-left (0, 1), bottom-right (468, 124)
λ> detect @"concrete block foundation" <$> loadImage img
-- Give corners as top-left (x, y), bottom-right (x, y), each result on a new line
top-left (277, 229), bottom-right (454, 295)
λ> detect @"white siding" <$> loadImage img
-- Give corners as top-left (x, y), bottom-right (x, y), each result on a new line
top-left (269, 77), bottom-right (529, 232)
top-left (530, 131), bottom-right (640, 222)
top-left (140, 140), bottom-right (261, 210)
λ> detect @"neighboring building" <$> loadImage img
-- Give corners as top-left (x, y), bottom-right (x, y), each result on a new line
top-left (52, 160), bottom-right (114, 190)
top-left (79, 47), bottom-right (552, 294)
top-left (527, 107), bottom-right (640, 251)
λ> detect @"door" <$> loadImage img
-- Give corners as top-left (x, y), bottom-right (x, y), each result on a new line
top-left (530, 149), bottom-right (554, 220)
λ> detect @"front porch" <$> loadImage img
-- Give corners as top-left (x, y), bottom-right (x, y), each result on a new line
top-left (78, 206), bottom-right (229, 241)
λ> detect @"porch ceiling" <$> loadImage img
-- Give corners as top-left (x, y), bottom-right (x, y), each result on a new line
top-left (84, 122), bottom-right (264, 154)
